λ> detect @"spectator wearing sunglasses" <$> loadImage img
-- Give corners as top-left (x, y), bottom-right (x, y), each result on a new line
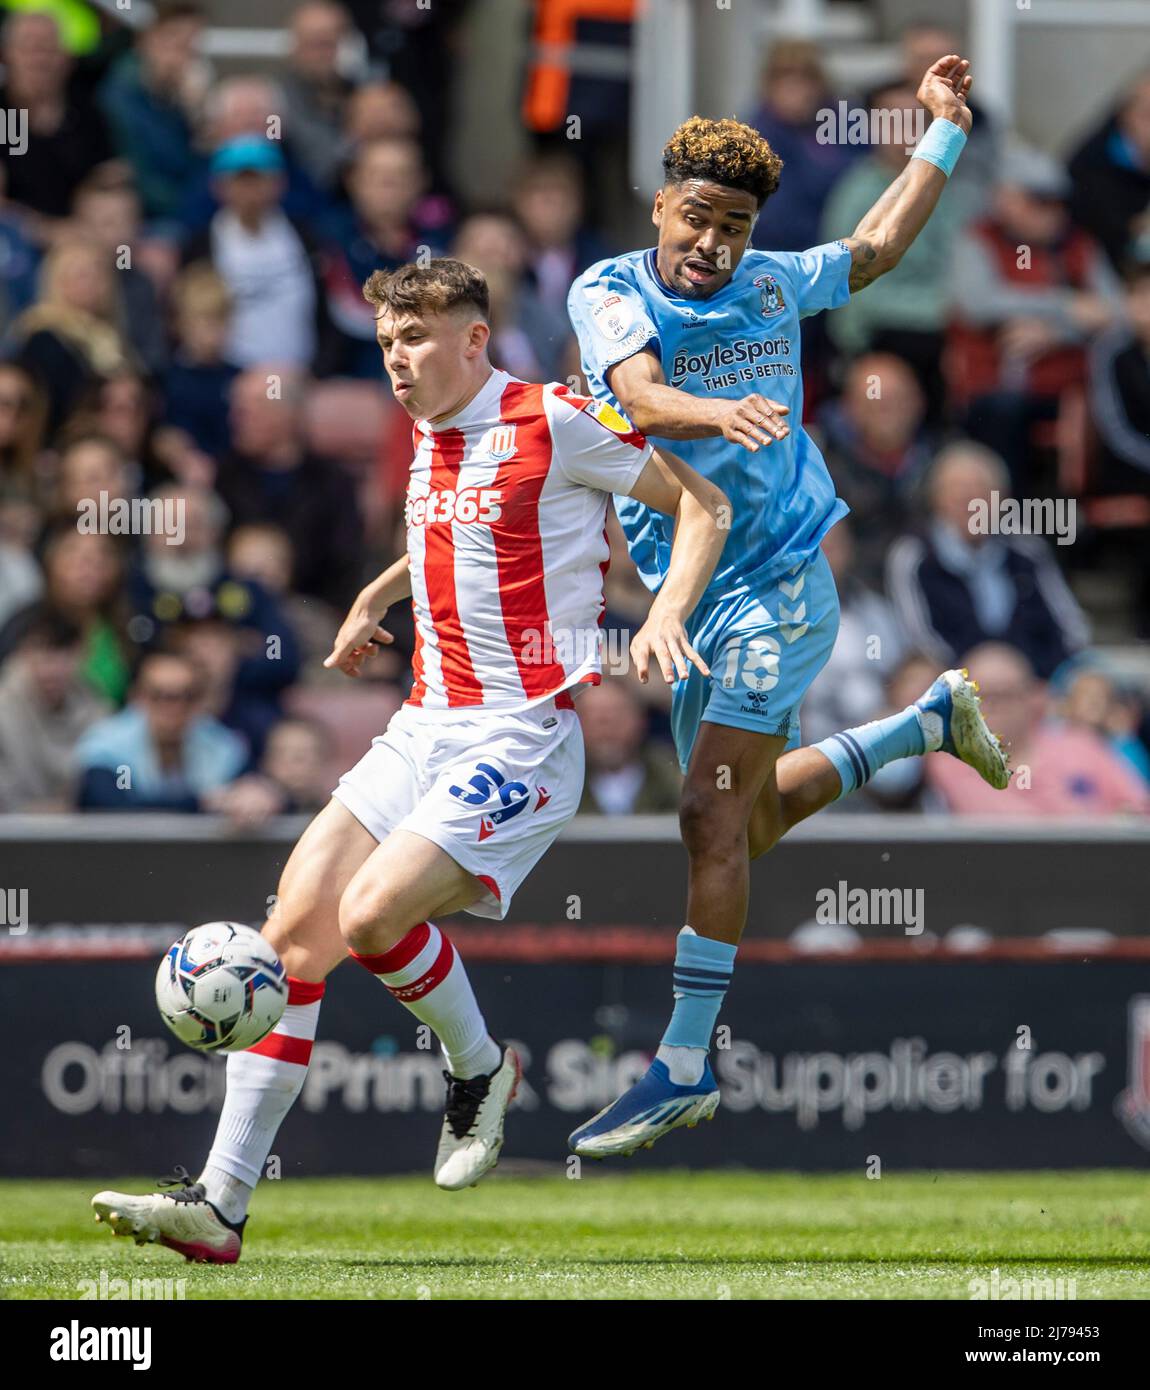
top-left (76, 651), bottom-right (246, 811)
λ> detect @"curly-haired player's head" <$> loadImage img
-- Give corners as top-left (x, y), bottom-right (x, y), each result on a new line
top-left (654, 116), bottom-right (783, 299)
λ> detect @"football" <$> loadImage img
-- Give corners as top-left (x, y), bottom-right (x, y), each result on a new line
top-left (155, 922), bottom-right (288, 1053)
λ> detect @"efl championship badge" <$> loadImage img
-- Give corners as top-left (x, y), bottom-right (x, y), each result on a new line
top-left (1116, 995), bottom-right (1150, 1151)
top-left (754, 273), bottom-right (787, 317)
top-left (588, 399), bottom-right (634, 435)
top-left (591, 292), bottom-right (634, 341)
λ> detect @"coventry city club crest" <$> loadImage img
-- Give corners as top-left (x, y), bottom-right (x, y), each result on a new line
top-left (753, 273), bottom-right (787, 317)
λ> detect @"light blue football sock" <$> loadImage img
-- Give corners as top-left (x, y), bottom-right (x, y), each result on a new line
top-left (659, 927), bottom-right (737, 1076)
top-left (813, 706), bottom-right (926, 800)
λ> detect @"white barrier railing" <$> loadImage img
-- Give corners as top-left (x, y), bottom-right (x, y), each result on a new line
top-left (0, 813), bottom-right (1147, 842)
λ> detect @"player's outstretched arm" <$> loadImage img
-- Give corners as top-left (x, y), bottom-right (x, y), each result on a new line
top-left (608, 348), bottom-right (790, 452)
top-left (841, 54), bottom-right (974, 293)
top-left (626, 448), bottom-right (730, 684)
top-left (323, 552), bottom-right (412, 677)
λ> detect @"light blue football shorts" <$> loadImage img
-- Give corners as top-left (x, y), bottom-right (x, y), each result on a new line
top-left (670, 547), bottom-right (840, 773)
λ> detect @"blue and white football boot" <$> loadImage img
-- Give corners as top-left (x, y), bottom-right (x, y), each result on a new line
top-left (915, 668), bottom-right (1011, 789)
top-left (569, 1058), bottom-right (720, 1159)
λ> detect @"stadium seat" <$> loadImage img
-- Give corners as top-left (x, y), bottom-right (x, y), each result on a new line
top-left (1056, 384), bottom-right (1150, 528)
top-left (284, 681), bottom-right (402, 784)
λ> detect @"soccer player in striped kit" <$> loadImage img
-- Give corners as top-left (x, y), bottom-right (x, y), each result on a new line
top-left (90, 258), bottom-right (728, 1262)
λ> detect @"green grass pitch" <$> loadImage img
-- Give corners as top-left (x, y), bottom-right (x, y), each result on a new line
top-left (3, 1171), bottom-right (1148, 1300)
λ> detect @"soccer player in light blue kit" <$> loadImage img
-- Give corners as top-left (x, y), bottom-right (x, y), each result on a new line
top-left (567, 55), bottom-right (1010, 1157)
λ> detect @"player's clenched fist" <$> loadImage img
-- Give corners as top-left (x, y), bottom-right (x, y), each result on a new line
top-left (716, 393), bottom-right (790, 452)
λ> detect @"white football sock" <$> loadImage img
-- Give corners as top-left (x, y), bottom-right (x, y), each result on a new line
top-left (656, 1043), bottom-right (708, 1086)
top-left (351, 921), bottom-right (501, 1079)
top-left (916, 704), bottom-right (944, 753)
top-left (199, 979), bottom-right (324, 1222)
top-left (198, 1165), bottom-right (253, 1226)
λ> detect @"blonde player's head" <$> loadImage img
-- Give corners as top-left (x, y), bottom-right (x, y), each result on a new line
top-left (363, 259), bottom-right (492, 423)
top-left (654, 116), bottom-right (783, 299)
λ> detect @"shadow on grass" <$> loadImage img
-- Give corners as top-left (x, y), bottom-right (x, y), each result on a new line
top-left (315, 1253), bottom-right (1150, 1272)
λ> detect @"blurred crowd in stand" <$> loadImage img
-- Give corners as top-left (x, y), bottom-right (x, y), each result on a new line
top-left (0, 4), bottom-right (1146, 822)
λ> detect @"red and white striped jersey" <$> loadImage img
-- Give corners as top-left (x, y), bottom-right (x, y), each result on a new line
top-left (404, 369), bottom-right (652, 710)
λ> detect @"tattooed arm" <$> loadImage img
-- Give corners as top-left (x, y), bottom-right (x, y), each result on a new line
top-left (841, 54), bottom-right (974, 293)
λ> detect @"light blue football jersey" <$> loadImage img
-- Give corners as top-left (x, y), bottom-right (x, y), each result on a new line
top-left (568, 243), bottom-right (853, 604)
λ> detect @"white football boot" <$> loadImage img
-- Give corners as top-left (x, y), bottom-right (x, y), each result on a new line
top-left (915, 668), bottom-right (1011, 790)
top-left (91, 1166), bottom-right (245, 1264)
top-left (434, 1043), bottom-right (521, 1190)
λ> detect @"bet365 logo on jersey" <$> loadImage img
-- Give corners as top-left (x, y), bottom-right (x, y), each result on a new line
top-left (448, 761), bottom-right (553, 840)
top-left (406, 487), bottom-right (503, 528)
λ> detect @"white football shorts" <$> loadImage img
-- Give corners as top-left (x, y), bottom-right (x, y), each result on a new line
top-left (331, 692), bottom-right (585, 920)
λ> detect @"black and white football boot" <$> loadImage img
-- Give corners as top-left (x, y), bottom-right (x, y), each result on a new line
top-left (91, 1165), bottom-right (246, 1264)
top-left (434, 1044), bottom-right (521, 1190)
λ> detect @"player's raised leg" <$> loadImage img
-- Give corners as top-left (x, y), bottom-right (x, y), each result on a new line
top-left (338, 827), bottom-right (520, 1191)
top-left (91, 799), bottom-right (375, 1262)
top-left (752, 667), bottom-right (1010, 855)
